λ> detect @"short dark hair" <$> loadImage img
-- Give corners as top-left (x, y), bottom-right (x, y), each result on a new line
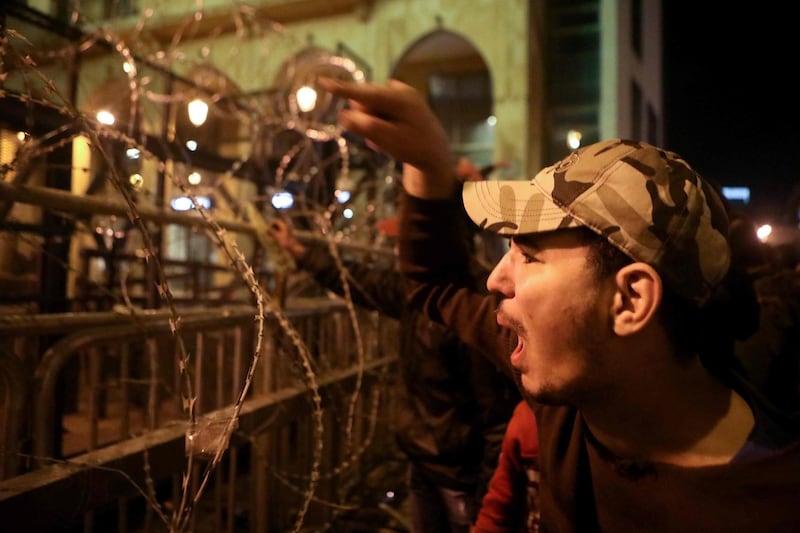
top-left (579, 228), bottom-right (632, 281)
top-left (576, 227), bottom-right (703, 357)
top-left (577, 227), bottom-right (754, 372)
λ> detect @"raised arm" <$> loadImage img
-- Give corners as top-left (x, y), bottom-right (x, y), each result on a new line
top-left (318, 77), bottom-right (458, 200)
top-left (321, 79), bottom-right (519, 378)
top-left (267, 218), bottom-right (407, 319)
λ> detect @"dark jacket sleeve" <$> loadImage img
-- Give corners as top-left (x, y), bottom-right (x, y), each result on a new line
top-left (397, 189), bottom-right (519, 379)
top-left (297, 245), bottom-right (405, 320)
top-left (395, 189), bottom-right (525, 514)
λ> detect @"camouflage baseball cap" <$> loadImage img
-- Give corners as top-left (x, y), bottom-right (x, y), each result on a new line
top-left (462, 139), bottom-right (731, 305)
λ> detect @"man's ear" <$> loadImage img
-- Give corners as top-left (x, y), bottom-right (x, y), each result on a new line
top-left (611, 263), bottom-right (662, 336)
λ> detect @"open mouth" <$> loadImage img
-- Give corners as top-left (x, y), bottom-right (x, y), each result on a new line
top-left (496, 312), bottom-right (525, 370)
top-left (509, 335), bottom-right (525, 369)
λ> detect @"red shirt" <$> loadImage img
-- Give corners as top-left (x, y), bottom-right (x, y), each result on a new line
top-left (475, 401), bottom-right (540, 533)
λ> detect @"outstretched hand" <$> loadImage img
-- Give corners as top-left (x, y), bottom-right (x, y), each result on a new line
top-left (267, 218), bottom-right (306, 260)
top-left (319, 77), bottom-right (458, 198)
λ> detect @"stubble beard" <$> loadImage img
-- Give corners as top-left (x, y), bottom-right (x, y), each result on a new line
top-left (525, 301), bottom-right (606, 407)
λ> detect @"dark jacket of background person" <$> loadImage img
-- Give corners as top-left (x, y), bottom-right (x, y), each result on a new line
top-left (295, 243), bottom-right (521, 506)
top-left (397, 193), bottom-right (800, 533)
top-left (725, 211), bottom-right (800, 416)
top-left (736, 268), bottom-right (800, 415)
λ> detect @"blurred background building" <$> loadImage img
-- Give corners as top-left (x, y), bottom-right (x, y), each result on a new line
top-left (0, 0), bottom-right (665, 315)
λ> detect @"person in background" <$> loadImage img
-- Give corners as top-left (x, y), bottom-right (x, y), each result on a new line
top-left (318, 77), bottom-right (800, 531)
top-left (694, 208), bottom-right (761, 376)
top-left (736, 255), bottom-right (800, 416)
top-left (472, 400), bottom-right (540, 533)
top-left (729, 211), bottom-right (800, 415)
top-left (455, 156), bottom-right (512, 269)
top-left (267, 216), bottom-right (520, 533)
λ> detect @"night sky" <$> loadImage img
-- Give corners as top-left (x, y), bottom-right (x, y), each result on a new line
top-left (662, 4), bottom-right (798, 223)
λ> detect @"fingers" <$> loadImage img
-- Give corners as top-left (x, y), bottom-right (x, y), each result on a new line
top-left (386, 78), bottom-right (411, 90)
top-left (337, 108), bottom-right (395, 143)
top-left (318, 76), bottom-right (452, 181)
top-left (319, 77), bottom-right (415, 119)
top-left (268, 218), bottom-right (290, 239)
top-left (319, 76), bottom-right (392, 104)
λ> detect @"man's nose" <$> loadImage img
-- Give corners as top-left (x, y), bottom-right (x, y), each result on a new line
top-left (486, 252), bottom-right (513, 296)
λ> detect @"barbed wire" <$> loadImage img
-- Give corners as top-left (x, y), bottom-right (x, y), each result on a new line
top-left (1, 3), bottom-right (399, 531)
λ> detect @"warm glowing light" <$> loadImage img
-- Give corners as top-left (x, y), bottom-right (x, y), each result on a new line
top-left (343, 208), bottom-right (354, 219)
top-left (185, 139), bottom-right (198, 151)
top-left (567, 130), bottom-right (582, 150)
top-left (122, 61), bottom-right (133, 74)
top-left (486, 115), bottom-right (497, 127)
top-left (188, 171), bottom-right (202, 185)
top-left (96, 110), bottom-right (115, 125)
top-left (187, 98), bottom-right (209, 126)
top-left (756, 224), bottom-right (773, 242)
top-left (296, 86), bottom-right (318, 112)
top-left (16, 131), bottom-right (29, 142)
top-left (126, 147), bottom-right (141, 159)
top-left (129, 173), bottom-right (143, 189)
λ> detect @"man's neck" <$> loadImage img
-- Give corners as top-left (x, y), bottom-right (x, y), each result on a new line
top-left (582, 357), bottom-right (755, 467)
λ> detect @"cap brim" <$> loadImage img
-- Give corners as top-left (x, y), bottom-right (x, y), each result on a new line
top-left (462, 179), bottom-right (581, 235)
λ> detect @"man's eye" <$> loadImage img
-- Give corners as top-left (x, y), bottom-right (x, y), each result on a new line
top-left (521, 252), bottom-right (537, 264)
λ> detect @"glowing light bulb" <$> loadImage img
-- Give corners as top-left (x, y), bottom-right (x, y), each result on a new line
top-left (129, 173), bottom-right (143, 189)
top-left (566, 130), bottom-right (582, 150)
top-left (335, 189), bottom-right (351, 203)
top-left (96, 110), bottom-right (115, 125)
top-left (188, 171), bottom-right (202, 185)
top-left (185, 140), bottom-right (198, 151)
top-left (756, 224), bottom-right (772, 242)
top-left (296, 86), bottom-right (318, 112)
top-left (187, 98), bottom-right (209, 126)
top-left (271, 190), bottom-right (294, 209)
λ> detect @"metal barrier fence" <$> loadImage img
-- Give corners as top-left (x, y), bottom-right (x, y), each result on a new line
top-left (0, 301), bottom-right (400, 532)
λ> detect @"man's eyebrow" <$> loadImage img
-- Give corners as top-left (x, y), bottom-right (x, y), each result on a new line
top-left (511, 234), bottom-right (540, 250)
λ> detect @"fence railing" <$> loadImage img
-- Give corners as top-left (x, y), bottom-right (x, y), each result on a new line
top-left (0, 300), bottom-right (400, 532)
